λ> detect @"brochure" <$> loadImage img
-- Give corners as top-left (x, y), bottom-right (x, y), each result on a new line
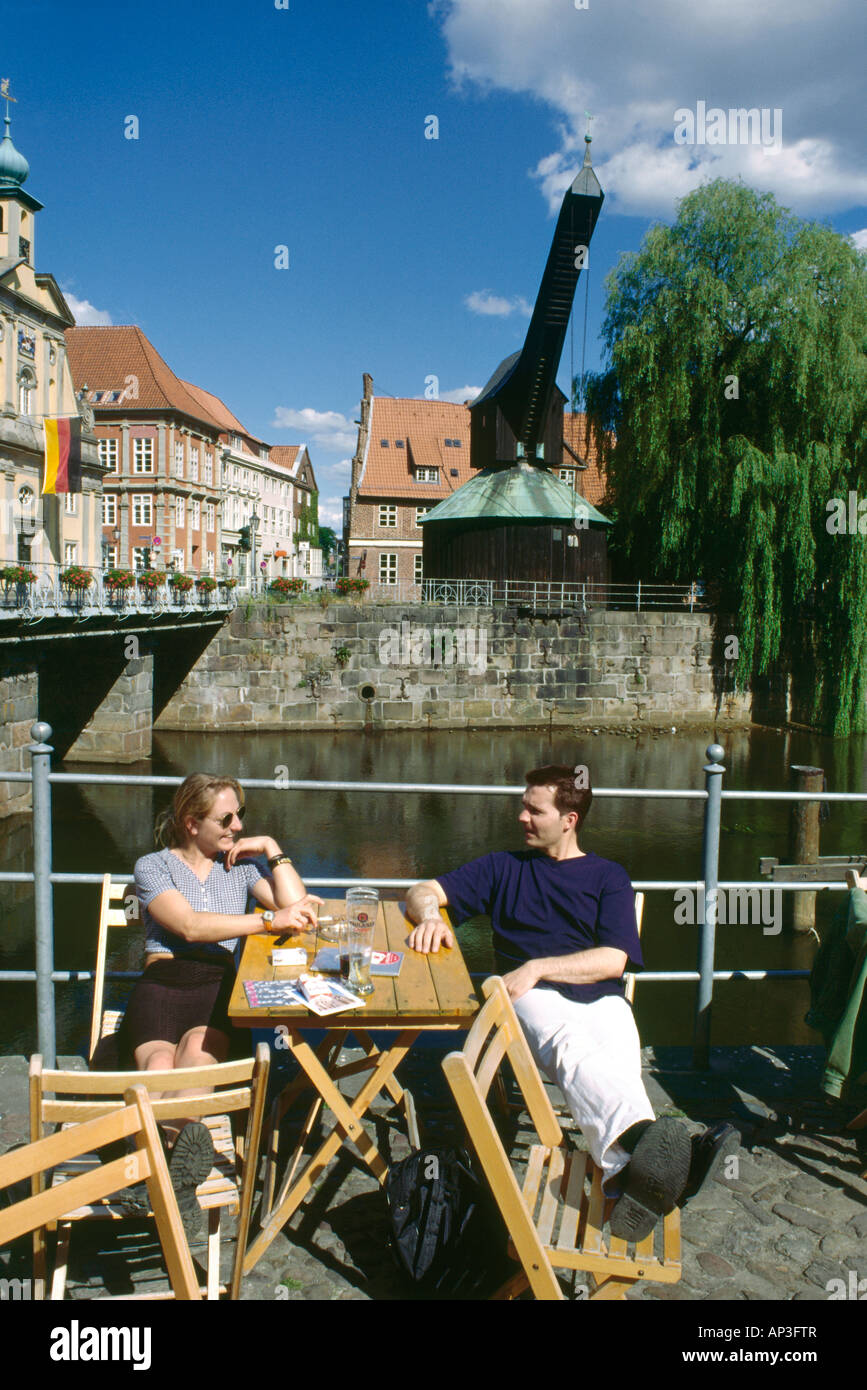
top-left (243, 979), bottom-right (307, 1009)
top-left (299, 974), bottom-right (365, 1016)
top-left (312, 947), bottom-right (404, 976)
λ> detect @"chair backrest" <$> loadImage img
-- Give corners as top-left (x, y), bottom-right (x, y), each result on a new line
top-left (624, 890), bottom-right (644, 1006)
top-left (31, 1045), bottom-right (271, 1162)
top-left (442, 975), bottom-right (567, 1299)
top-left (0, 1085), bottom-right (202, 1300)
top-left (90, 874), bottom-right (138, 1060)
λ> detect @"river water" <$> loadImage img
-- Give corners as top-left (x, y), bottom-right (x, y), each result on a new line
top-left (2, 725), bottom-right (866, 1056)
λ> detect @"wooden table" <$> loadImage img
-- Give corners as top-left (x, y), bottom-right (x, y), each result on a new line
top-left (228, 898), bottom-right (477, 1275)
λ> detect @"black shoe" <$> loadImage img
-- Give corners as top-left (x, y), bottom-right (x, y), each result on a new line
top-left (680, 1122), bottom-right (740, 1204)
top-left (114, 1182), bottom-right (151, 1218)
top-left (166, 1122), bottom-right (216, 1240)
top-left (609, 1116), bottom-right (692, 1243)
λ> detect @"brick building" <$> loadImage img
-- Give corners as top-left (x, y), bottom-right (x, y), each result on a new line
top-left (344, 372), bottom-right (607, 589)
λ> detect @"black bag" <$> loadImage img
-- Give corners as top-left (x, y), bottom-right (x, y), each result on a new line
top-left (385, 1146), bottom-right (506, 1298)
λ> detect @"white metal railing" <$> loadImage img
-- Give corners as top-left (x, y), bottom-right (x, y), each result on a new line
top-left (0, 559), bottom-right (237, 617)
top-left (420, 579), bottom-right (707, 611)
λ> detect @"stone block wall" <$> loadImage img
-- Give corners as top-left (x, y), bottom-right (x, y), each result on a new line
top-left (0, 669), bottom-right (38, 814)
top-left (63, 654), bottom-right (155, 762)
top-left (155, 601), bottom-right (751, 732)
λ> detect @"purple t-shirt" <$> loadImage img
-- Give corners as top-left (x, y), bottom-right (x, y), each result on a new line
top-left (436, 850), bottom-right (642, 1004)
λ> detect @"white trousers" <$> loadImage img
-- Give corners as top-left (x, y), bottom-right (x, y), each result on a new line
top-left (513, 987), bottom-right (655, 1188)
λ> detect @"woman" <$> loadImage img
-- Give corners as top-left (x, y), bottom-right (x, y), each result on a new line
top-left (122, 772), bottom-right (320, 1228)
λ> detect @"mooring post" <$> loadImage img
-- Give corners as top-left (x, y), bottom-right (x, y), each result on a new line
top-left (29, 721), bottom-right (56, 1068)
top-left (693, 742), bottom-right (725, 1069)
top-left (789, 764), bottom-right (823, 932)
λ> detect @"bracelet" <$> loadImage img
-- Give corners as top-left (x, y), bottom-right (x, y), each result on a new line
top-left (268, 853), bottom-right (293, 870)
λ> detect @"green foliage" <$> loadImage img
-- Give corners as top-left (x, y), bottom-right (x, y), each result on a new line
top-left (335, 577), bottom-right (369, 596)
top-left (269, 576), bottom-right (306, 597)
top-left (318, 525), bottom-right (337, 559)
top-left (1, 565), bottom-right (36, 584)
top-left (60, 565), bottom-right (93, 590)
top-left (582, 180), bottom-right (867, 735)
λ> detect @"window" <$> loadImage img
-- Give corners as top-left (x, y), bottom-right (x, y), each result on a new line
top-left (415, 507), bottom-right (430, 526)
top-left (444, 438), bottom-right (452, 447)
top-left (190, 499), bottom-right (201, 530)
top-left (380, 439), bottom-right (389, 448)
top-left (206, 550), bottom-right (215, 576)
top-left (18, 373), bottom-right (35, 415)
top-left (206, 503), bottom-right (215, 531)
top-left (103, 495), bottom-right (118, 526)
top-left (232, 465), bottom-right (239, 484)
top-left (379, 505), bottom-right (397, 527)
top-left (395, 439), bottom-right (405, 448)
top-left (64, 493), bottom-right (77, 515)
top-left (174, 442), bottom-right (185, 478)
top-left (414, 554), bottom-right (423, 583)
top-left (452, 439), bottom-right (462, 447)
top-left (104, 545), bottom-right (118, 568)
top-left (450, 468), bottom-right (459, 477)
top-left (172, 548), bottom-right (184, 569)
top-left (414, 467), bottom-right (439, 483)
top-left (132, 547), bottom-right (148, 571)
top-left (190, 447), bottom-right (200, 482)
top-left (99, 439), bottom-right (119, 472)
top-left (133, 439), bottom-right (154, 473)
top-left (176, 495), bottom-right (185, 527)
top-left (204, 454), bottom-right (213, 485)
top-left (132, 494), bottom-right (152, 526)
top-left (379, 553), bottom-right (397, 584)
top-left (64, 542), bottom-right (78, 564)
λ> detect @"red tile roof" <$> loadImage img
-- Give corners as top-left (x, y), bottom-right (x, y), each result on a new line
top-left (65, 326), bottom-right (223, 430)
top-left (269, 445), bottom-right (301, 472)
top-left (562, 412), bottom-right (608, 506)
top-left (179, 379), bottom-right (262, 443)
top-left (358, 398), bottom-right (473, 501)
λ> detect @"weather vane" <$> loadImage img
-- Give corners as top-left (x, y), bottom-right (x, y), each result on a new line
top-left (584, 110), bottom-right (594, 139)
top-left (1, 78), bottom-right (17, 119)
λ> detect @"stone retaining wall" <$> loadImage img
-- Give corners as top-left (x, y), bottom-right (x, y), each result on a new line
top-left (155, 601), bottom-right (752, 732)
top-left (0, 670), bottom-right (38, 813)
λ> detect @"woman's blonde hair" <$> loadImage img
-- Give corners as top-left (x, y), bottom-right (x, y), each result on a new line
top-left (154, 773), bottom-right (245, 848)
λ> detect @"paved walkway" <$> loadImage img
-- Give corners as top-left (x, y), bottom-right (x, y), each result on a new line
top-left (1, 1044), bottom-right (864, 1301)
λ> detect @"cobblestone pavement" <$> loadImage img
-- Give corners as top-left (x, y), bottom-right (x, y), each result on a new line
top-left (1, 1043), bottom-right (864, 1302)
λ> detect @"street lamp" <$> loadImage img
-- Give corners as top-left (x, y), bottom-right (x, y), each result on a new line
top-left (249, 511), bottom-right (260, 595)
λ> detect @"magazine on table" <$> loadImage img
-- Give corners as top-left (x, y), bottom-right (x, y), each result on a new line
top-left (299, 974), bottom-right (366, 1015)
top-left (243, 979), bottom-right (307, 1009)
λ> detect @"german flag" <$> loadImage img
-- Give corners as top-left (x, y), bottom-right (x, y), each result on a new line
top-left (43, 417), bottom-right (82, 495)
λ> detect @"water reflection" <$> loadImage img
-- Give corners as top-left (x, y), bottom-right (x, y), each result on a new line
top-left (2, 725), bottom-right (866, 1055)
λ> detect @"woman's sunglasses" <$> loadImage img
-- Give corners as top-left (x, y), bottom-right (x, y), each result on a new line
top-left (214, 805), bottom-right (245, 829)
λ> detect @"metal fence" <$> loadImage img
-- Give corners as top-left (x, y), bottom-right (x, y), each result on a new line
top-left (332, 579), bottom-right (706, 610)
top-left (0, 559), bottom-right (237, 619)
top-left (1, 729), bottom-right (858, 1069)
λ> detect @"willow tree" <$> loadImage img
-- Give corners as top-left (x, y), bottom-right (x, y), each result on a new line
top-left (582, 180), bottom-right (867, 734)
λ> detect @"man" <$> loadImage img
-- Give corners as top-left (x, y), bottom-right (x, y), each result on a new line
top-left (407, 764), bottom-right (737, 1240)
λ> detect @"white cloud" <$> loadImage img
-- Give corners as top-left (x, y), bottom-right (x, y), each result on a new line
top-left (64, 292), bottom-right (113, 326)
top-left (434, 0), bottom-right (867, 219)
top-left (465, 289), bottom-right (533, 318)
top-left (437, 385), bottom-right (482, 403)
top-left (317, 500), bottom-right (345, 528)
top-left (328, 457), bottom-right (352, 476)
top-left (852, 229), bottom-right (867, 251)
top-left (272, 406), bottom-right (357, 454)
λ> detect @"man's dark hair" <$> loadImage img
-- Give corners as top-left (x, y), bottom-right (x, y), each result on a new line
top-left (525, 764), bottom-right (593, 826)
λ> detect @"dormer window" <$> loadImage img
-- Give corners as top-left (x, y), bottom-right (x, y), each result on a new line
top-left (414, 466), bottom-right (439, 483)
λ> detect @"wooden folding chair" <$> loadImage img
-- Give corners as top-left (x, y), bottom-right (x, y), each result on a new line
top-left (90, 874), bottom-right (138, 1061)
top-left (30, 1043), bottom-right (270, 1300)
top-left (442, 975), bottom-right (681, 1300)
top-left (1, 1085), bottom-right (201, 1300)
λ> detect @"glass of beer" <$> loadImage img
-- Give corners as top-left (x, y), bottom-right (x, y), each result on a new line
top-left (344, 886), bottom-right (378, 995)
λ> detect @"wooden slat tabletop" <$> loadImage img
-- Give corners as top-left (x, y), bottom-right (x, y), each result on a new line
top-left (228, 898), bottom-right (477, 1030)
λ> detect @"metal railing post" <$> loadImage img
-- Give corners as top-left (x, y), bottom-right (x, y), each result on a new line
top-left (636, 579), bottom-right (641, 612)
top-left (694, 742), bottom-right (725, 1069)
top-left (29, 721), bottom-right (56, 1067)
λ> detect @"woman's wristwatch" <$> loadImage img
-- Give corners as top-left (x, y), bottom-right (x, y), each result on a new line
top-left (268, 853), bottom-right (293, 870)
top-left (261, 910), bottom-right (275, 928)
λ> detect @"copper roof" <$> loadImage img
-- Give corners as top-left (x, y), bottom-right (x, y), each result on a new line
top-left (65, 326), bottom-right (224, 429)
top-left (357, 398), bottom-right (473, 500)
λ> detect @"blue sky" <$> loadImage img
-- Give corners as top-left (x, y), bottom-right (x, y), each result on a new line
top-left (6, 0), bottom-right (866, 528)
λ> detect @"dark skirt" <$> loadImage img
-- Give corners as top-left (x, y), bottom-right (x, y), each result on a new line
top-left (122, 954), bottom-right (237, 1053)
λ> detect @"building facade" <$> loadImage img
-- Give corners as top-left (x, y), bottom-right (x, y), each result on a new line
top-left (344, 373), bottom-right (607, 589)
top-left (0, 111), bottom-right (101, 570)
